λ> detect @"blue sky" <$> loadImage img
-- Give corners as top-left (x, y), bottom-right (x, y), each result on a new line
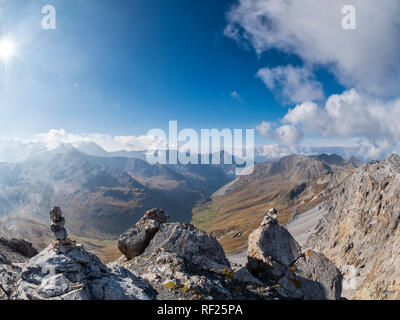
top-left (0, 1), bottom-right (339, 136)
top-left (0, 0), bottom-right (399, 159)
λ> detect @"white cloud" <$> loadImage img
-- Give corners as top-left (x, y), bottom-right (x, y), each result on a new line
top-left (225, 0), bottom-right (400, 97)
top-left (228, 0), bottom-right (400, 159)
top-left (283, 89), bottom-right (400, 141)
top-left (255, 143), bottom-right (360, 160)
top-left (257, 89), bottom-right (400, 159)
top-left (256, 144), bottom-right (291, 159)
top-left (230, 91), bottom-right (243, 102)
top-left (255, 121), bottom-right (272, 136)
top-left (256, 121), bottom-right (302, 152)
top-left (113, 135), bottom-right (166, 151)
top-left (257, 66), bottom-right (324, 103)
top-left (36, 129), bottom-right (166, 152)
top-left (275, 125), bottom-right (302, 151)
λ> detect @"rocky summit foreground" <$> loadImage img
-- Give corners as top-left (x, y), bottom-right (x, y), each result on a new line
top-left (0, 244), bottom-right (156, 300)
top-left (0, 208), bottom-right (155, 300)
top-left (1, 207), bottom-right (343, 300)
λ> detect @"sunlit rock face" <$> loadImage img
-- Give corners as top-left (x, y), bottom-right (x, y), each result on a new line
top-left (306, 154), bottom-right (400, 299)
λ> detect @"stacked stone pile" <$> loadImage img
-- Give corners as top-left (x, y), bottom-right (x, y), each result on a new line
top-left (49, 207), bottom-right (76, 253)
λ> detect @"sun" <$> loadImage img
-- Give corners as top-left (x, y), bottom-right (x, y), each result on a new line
top-left (0, 39), bottom-right (16, 61)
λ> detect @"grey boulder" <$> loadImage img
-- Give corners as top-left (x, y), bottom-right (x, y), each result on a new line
top-left (121, 223), bottom-right (266, 300)
top-left (247, 216), bottom-right (302, 281)
top-left (277, 251), bottom-right (342, 300)
top-left (143, 222), bottom-right (230, 272)
top-left (247, 216), bottom-right (342, 300)
top-left (118, 208), bottom-right (169, 260)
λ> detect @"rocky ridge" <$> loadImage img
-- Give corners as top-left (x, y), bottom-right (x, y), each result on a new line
top-left (0, 146), bottom-right (235, 254)
top-left (0, 237), bottom-right (38, 300)
top-left (306, 154), bottom-right (400, 299)
top-left (120, 222), bottom-right (267, 300)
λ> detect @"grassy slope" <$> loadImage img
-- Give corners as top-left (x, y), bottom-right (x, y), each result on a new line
top-left (191, 202), bottom-right (218, 230)
top-left (192, 157), bottom-right (355, 254)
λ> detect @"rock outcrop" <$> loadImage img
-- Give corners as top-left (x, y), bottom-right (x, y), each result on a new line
top-left (1, 204), bottom-right (345, 300)
top-left (121, 222), bottom-right (277, 300)
top-left (118, 208), bottom-right (169, 260)
top-left (276, 250), bottom-right (342, 300)
top-left (0, 238), bottom-right (38, 265)
top-left (306, 154), bottom-right (400, 299)
top-left (247, 215), bottom-right (302, 281)
top-left (0, 207), bottom-right (156, 300)
top-left (0, 244), bottom-right (155, 300)
top-left (247, 213), bottom-right (342, 300)
top-left (117, 208), bottom-right (342, 300)
top-left (142, 223), bottom-right (230, 270)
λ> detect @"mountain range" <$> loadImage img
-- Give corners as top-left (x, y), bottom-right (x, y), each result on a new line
top-left (0, 142), bottom-right (366, 262)
top-left (192, 154), bottom-right (360, 254)
top-left (2, 142), bottom-right (400, 300)
top-left (0, 143), bottom-right (236, 260)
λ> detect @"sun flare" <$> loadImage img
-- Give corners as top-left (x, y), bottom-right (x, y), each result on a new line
top-left (0, 39), bottom-right (16, 61)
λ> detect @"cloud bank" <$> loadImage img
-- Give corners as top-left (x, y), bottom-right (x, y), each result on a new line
top-left (257, 90), bottom-right (400, 159)
top-left (0, 129), bottom-right (167, 162)
top-left (37, 129), bottom-right (165, 152)
top-left (226, 0), bottom-right (400, 159)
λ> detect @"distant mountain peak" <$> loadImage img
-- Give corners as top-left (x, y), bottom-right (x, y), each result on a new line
top-left (75, 141), bottom-right (108, 157)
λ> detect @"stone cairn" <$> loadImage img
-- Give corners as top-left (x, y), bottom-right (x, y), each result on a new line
top-left (49, 207), bottom-right (76, 253)
top-left (263, 207), bottom-right (278, 225)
